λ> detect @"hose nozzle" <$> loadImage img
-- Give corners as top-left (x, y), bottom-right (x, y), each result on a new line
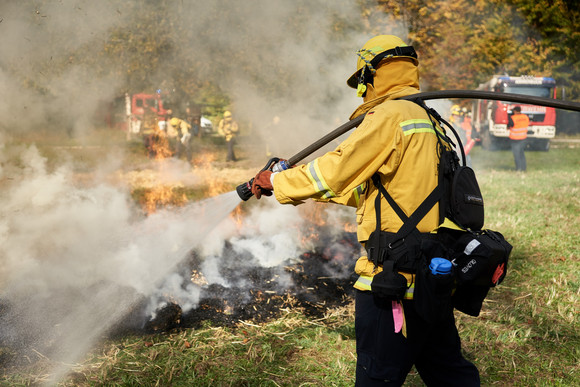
top-left (236, 178), bottom-right (254, 201)
top-left (235, 157), bottom-right (288, 201)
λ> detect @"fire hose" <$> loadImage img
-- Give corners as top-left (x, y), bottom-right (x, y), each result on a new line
top-left (237, 90), bottom-right (580, 201)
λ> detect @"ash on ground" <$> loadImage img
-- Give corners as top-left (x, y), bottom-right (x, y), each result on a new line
top-left (134, 231), bottom-right (360, 334)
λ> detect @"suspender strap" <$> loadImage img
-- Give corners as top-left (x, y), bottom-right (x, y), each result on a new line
top-left (371, 173), bottom-right (442, 240)
top-left (372, 174), bottom-right (408, 224)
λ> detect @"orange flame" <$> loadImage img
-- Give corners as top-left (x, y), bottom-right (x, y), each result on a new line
top-left (142, 185), bottom-right (188, 214)
top-left (145, 129), bottom-right (173, 160)
top-left (192, 152), bottom-right (230, 197)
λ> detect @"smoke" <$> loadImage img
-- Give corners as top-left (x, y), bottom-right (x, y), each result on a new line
top-left (0, 0), bottom-right (381, 152)
top-left (146, 199), bottom-right (354, 317)
top-left (0, 144), bottom-right (239, 354)
top-left (0, 1), bottom-right (126, 134)
top-left (0, 133), bottom-right (358, 383)
top-left (0, 0), bottom-right (406, 383)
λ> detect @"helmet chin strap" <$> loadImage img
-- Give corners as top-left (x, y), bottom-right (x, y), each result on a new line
top-left (357, 66), bottom-right (375, 97)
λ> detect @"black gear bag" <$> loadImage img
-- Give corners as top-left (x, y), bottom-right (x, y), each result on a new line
top-left (441, 228), bottom-right (512, 316)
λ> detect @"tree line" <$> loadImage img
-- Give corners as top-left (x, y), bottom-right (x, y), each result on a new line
top-left (5, 0), bottom-right (578, 124)
top-left (364, 0), bottom-right (579, 100)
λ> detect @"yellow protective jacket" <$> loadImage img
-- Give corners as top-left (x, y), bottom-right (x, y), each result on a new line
top-left (218, 119), bottom-right (239, 142)
top-left (167, 118), bottom-right (191, 138)
top-left (272, 60), bottom-right (445, 296)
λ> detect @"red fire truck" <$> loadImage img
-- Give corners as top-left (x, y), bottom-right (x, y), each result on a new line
top-left (127, 91), bottom-right (173, 134)
top-left (472, 75), bottom-right (557, 151)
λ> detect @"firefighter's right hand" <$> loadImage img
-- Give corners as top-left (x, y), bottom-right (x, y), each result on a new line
top-left (251, 170), bottom-right (273, 199)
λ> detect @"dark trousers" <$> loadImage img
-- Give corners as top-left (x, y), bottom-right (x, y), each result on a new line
top-left (355, 290), bottom-right (480, 386)
top-left (226, 139), bottom-right (237, 161)
top-left (175, 141), bottom-right (192, 162)
top-left (510, 139), bottom-right (527, 171)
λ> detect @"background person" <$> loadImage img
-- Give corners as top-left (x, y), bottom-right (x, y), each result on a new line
top-left (169, 117), bottom-right (192, 162)
top-left (449, 105), bottom-right (472, 167)
top-left (507, 105), bottom-right (529, 171)
top-left (218, 110), bottom-right (239, 162)
top-left (185, 107), bottom-right (202, 138)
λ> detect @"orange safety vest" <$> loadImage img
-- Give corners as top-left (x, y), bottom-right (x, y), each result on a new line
top-left (462, 116), bottom-right (473, 142)
top-left (509, 113), bottom-right (529, 140)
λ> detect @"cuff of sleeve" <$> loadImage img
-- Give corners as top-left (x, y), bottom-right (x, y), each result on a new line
top-left (270, 172), bottom-right (278, 187)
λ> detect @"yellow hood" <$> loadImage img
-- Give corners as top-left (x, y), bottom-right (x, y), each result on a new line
top-left (350, 59), bottom-right (420, 120)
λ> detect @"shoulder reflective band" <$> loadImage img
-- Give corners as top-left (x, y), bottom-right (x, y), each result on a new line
top-left (400, 119), bottom-right (435, 135)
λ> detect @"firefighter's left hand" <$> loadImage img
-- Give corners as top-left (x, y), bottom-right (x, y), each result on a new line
top-left (251, 170), bottom-right (273, 199)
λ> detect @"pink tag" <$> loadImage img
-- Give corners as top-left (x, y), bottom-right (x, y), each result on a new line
top-left (392, 300), bottom-right (403, 333)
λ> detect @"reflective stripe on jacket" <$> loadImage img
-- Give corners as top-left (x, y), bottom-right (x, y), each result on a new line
top-left (509, 113), bottom-right (529, 140)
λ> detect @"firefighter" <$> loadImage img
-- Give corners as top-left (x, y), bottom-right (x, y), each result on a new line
top-left (169, 117), bottom-right (192, 162)
top-left (461, 107), bottom-right (474, 166)
top-left (507, 106), bottom-right (529, 171)
top-left (461, 107), bottom-right (473, 143)
top-left (450, 104), bottom-right (462, 126)
top-left (218, 111), bottom-right (239, 162)
top-left (250, 35), bottom-right (480, 386)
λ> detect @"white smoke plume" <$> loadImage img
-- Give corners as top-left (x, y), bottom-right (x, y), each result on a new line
top-left (0, 0), bottom-right (407, 383)
top-left (0, 145), bottom-right (240, 359)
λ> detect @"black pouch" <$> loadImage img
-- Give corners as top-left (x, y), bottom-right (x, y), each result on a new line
top-left (453, 229), bottom-right (511, 287)
top-left (370, 261), bottom-right (408, 300)
top-left (450, 165), bottom-right (485, 230)
top-left (451, 229), bottom-right (512, 316)
top-left (452, 284), bottom-right (490, 317)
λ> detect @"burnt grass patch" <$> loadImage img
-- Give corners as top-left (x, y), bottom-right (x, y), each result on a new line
top-left (0, 231), bottom-right (359, 370)
top-left (137, 231), bottom-right (359, 334)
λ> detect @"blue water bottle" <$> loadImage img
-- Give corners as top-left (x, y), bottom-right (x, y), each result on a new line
top-left (423, 257), bottom-right (454, 322)
top-left (429, 257), bottom-right (452, 275)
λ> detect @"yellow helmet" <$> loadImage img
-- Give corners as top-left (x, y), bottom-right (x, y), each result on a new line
top-left (347, 35), bottom-right (418, 90)
top-left (223, 111), bottom-right (232, 118)
top-left (170, 117), bottom-right (180, 127)
top-left (451, 105), bottom-right (461, 115)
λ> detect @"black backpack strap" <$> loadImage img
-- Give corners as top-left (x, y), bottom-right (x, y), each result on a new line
top-left (372, 174), bottom-right (408, 224)
top-left (409, 97), bottom-right (466, 167)
top-left (371, 173), bottom-right (442, 240)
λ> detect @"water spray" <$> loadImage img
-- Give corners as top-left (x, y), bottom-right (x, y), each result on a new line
top-left (236, 89), bottom-right (580, 201)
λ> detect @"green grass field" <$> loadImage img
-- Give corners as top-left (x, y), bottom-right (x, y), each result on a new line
top-left (1, 136), bottom-right (578, 386)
